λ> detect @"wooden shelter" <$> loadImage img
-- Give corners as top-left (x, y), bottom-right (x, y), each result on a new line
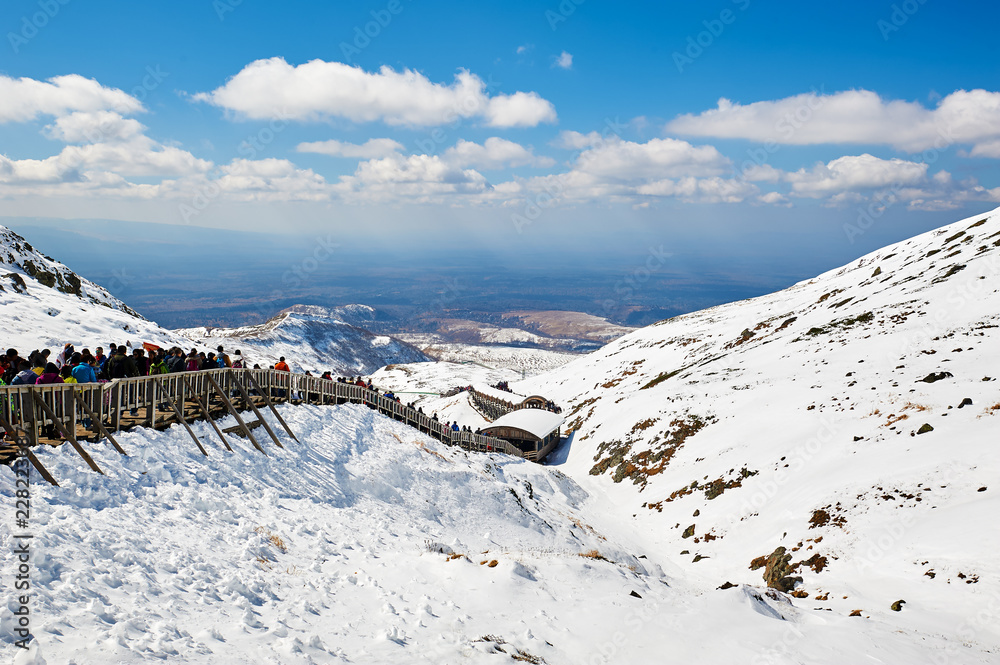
top-left (480, 409), bottom-right (564, 462)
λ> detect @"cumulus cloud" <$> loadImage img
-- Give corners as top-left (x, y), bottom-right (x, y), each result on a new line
top-left (554, 51), bottom-right (573, 69)
top-left (43, 111), bottom-right (146, 143)
top-left (573, 137), bottom-right (731, 180)
top-left (0, 74), bottom-right (143, 124)
top-left (193, 58), bottom-right (557, 128)
top-left (784, 154), bottom-right (928, 198)
top-left (334, 154), bottom-right (490, 203)
top-left (443, 138), bottom-right (554, 169)
top-left (296, 138), bottom-right (404, 159)
top-left (666, 88), bottom-right (1000, 155)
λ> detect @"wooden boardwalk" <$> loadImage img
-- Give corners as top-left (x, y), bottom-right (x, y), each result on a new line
top-left (0, 369), bottom-right (558, 486)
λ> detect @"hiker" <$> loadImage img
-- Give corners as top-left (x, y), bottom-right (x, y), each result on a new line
top-left (231, 350), bottom-right (244, 368)
top-left (11, 362), bottom-right (38, 385)
top-left (72, 353), bottom-right (98, 383)
top-left (104, 345), bottom-right (139, 379)
top-left (36, 363), bottom-right (64, 385)
top-left (274, 357), bottom-right (290, 372)
top-left (185, 349), bottom-right (201, 372)
top-left (165, 348), bottom-right (184, 372)
top-left (94, 346), bottom-right (107, 371)
top-left (149, 351), bottom-right (169, 375)
top-left (2, 349), bottom-right (23, 384)
top-left (216, 346), bottom-right (232, 368)
top-left (60, 365), bottom-right (76, 383)
top-left (55, 343), bottom-right (74, 368)
top-left (132, 349), bottom-right (149, 376)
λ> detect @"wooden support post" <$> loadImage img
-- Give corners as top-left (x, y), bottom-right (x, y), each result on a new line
top-left (146, 380), bottom-right (155, 429)
top-left (31, 392), bottom-right (103, 475)
top-left (243, 370), bottom-right (298, 443)
top-left (205, 374), bottom-right (266, 455)
top-left (112, 382), bottom-right (122, 433)
top-left (229, 377), bottom-right (284, 449)
top-left (0, 412), bottom-right (60, 486)
top-left (74, 393), bottom-right (127, 455)
top-left (23, 447), bottom-right (60, 487)
top-left (152, 380), bottom-right (208, 457)
top-left (182, 378), bottom-right (232, 452)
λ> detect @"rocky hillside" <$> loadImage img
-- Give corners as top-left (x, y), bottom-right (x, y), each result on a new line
top-left (0, 225), bottom-right (189, 351)
top-left (519, 207), bottom-right (1000, 646)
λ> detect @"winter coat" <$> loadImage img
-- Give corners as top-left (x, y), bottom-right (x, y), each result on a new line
top-left (11, 370), bottom-right (38, 385)
top-left (150, 360), bottom-right (169, 375)
top-left (71, 363), bottom-right (98, 384)
top-left (274, 361), bottom-right (290, 372)
top-left (36, 372), bottom-right (64, 385)
top-left (106, 353), bottom-right (139, 379)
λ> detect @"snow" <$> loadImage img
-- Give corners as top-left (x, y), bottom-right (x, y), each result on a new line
top-left (482, 409), bottom-right (564, 439)
top-left (506, 206), bottom-right (1000, 655)
top-left (3, 403), bottom-right (990, 663)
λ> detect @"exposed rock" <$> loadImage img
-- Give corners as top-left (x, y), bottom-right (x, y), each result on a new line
top-left (759, 546), bottom-right (802, 592)
top-left (920, 372), bottom-right (953, 383)
top-left (682, 524), bottom-right (695, 539)
top-left (917, 424), bottom-right (934, 434)
top-left (891, 600), bottom-right (905, 612)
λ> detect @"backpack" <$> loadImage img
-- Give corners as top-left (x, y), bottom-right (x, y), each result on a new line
top-left (232, 358), bottom-right (243, 369)
top-left (108, 354), bottom-right (127, 379)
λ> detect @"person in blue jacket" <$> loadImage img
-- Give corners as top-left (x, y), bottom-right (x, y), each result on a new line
top-left (71, 353), bottom-right (98, 384)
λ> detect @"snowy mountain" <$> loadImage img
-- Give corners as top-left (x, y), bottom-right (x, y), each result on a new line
top-left (0, 224), bottom-right (189, 352)
top-left (176, 306), bottom-right (431, 375)
top-left (513, 207), bottom-right (1000, 647)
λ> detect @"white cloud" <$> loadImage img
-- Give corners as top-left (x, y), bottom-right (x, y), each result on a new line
top-left (573, 137), bottom-right (731, 180)
top-left (296, 138), bottom-right (404, 159)
top-left (636, 177), bottom-right (758, 203)
top-left (334, 154), bottom-right (490, 204)
top-left (666, 88), bottom-right (1000, 155)
top-left (553, 130), bottom-right (605, 150)
top-left (516, 44), bottom-right (533, 55)
top-left (554, 51), bottom-right (573, 70)
top-left (43, 111), bottom-right (145, 143)
top-left (784, 154), bottom-right (928, 198)
top-left (500, 137), bottom-right (749, 205)
top-left (0, 74), bottom-right (143, 124)
top-left (443, 138), bottom-right (554, 170)
top-left (193, 58), bottom-right (557, 128)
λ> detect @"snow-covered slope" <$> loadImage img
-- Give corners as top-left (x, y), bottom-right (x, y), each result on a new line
top-left (2, 403), bottom-right (982, 664)
top-left (0, 225), bottom-right (188, 351)
top-left (516, 207), bottom-right (1000, 647)
top-left (176, 306), bottom-right (431, 375)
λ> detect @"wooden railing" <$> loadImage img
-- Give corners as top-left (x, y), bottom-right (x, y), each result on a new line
top-left (0, 368), bottom-right (526, 485)
top-left (468, 387), bottom-right (561, 423)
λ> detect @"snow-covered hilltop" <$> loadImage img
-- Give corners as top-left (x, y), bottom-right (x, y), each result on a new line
top-left (518, 207), bottom-right (1000, 648)
top-left (176, 305), bottom-right (431, 375)
top-left (0, 225), bottom-right (189, 351)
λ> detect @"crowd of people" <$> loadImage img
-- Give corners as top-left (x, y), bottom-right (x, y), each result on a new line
top-left (0, 341), bottom-right (506, 438)
top-left (0, 342), bottom-right (262, 386)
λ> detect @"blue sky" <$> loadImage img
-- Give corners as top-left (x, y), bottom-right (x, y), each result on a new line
top-left (2, 0), bottom-right (1000, 273)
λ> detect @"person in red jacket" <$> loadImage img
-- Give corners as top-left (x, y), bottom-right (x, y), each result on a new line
top-left (274, 357), bottom-right (290, 372)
